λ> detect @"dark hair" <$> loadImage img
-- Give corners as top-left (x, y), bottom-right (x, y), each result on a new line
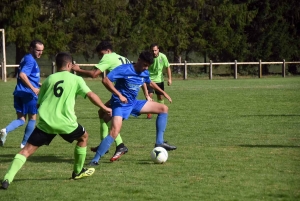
top-left (96, 41), bottom-right (113, 52)
top-left (139, 51), bottom-right (154, 65)
top-left (55, 52), bottom-right (73, 69)
top-left (150, 43), bottom-right (159, 49)
top-left (30, 40), bottom-right (43, 48)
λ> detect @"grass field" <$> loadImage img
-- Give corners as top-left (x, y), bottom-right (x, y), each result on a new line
top-left (0, 77), bottom-right (299, 201)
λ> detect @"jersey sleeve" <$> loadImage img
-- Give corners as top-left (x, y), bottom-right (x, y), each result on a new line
top-left (20, 57), bottom-right (35, 76)
top-left (162, 54), bottom-right (170, 68)
top-left (144, 70), bottom-right (151, 84)
top-left (37, 78), bottom-right (49, 105)
top-left (107, 65), bottom-right (127, 82)
top-left (76, 77), bottom-right (92, 98)
top-left (95, 54), bottom-right (111, 72)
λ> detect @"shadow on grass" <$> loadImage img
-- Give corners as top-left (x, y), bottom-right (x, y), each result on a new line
top-left (136, 160), bottom-right (153, 164)
top-left (0, 154), bottom-right (74, 163)
top-left (13, 177), bottom-right (68, 182)
top-left (239, 145), bottom-right (300, 148)
top-left (240, 114), bottom-right (300, 117)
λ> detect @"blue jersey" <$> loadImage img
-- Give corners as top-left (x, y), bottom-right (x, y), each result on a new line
top-left (107, 64), bottom-right (151, 105)
top-left (13, 54), bottom-right (40, 97)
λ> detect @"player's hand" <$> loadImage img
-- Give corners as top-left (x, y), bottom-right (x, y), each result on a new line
top-left (71, 64), bottom-right (81, 72)
top-left (168, 79), bottom-right (172, 86)
top-left (163, 93), bottom-right (172, 103)
top-left (119, 95), bottom-right (128, 103)
top-left (32, 87), bottom-right (40, 95)
top-left (104, 107), bottom-right (112, 116)
top-left (146, 95), bottom-right (153, 101)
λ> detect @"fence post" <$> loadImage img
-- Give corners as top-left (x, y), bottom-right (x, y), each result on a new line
top-left (209, 60), bottom-right (213, 80)
top-left (282, 59), bottom-right (285, 78)
top-left (259, 59), bottom-right (262, 78)
top-left (73, 61), bottom-right (77, 75)
top-left (52, 62), bottom-right (56, 74)
top-left (184, 60), bottom-right (187, 80)
top-left (1, 61), bottom-right (6, 82)
top-left (1, 61), bottom-right (3, 81)
top-left (234, 60), bottom-right (237, 79)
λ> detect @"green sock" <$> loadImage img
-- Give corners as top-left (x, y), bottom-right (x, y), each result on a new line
top-left (158, 99), bottom-right (164, 104)
top-left (100, 118), bottom-right (109, 140)
top-left (115, 133), bottom-right (123, 146)
top-left (73, 145), bottom-right (87, 175)
top-left (3, 153), bottom-right (27, 183)
top-left (100, 118), bottom-right (122, 146)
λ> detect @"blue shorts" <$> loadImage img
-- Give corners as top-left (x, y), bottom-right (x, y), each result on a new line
top-left (14, 94), bottom-right (38, 115)
top-left (112, 100), bottom-right (147, 120)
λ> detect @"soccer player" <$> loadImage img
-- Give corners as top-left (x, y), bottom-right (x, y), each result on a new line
top-left (146, 43), bottom-right (172, 119)
top-left (0, 40), bottom-right (44, 148)
top-left (72, 41), bottom-right (146, 162)
top-left (89, 51), bottom-right (176, 166)
top-left (0, 52), bottom-right (112, 190)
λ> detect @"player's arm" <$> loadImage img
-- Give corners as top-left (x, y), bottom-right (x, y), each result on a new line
top-left (19, 72), bottom-right (39, 95)
top-left (166, 66), bottom-right (172, 86)
top-left (141, 83), bottom-right (152, 101)
top-left (102, 77), bottom-right (128, 103)
top-left (149, 81), bottom-right (172, 103)
top-left (86, 91), bottom-right (112, 115)
top-left (72, 64), bottom-right (102, 78)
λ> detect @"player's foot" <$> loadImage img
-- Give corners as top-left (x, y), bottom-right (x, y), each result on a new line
top-left (1, 180), bottom-right (9, 190)
top-left (20, 143), bottom-right (25, 149)
top-left (155, 142), bottom-right (177, 151)
top-left (110, 143), bottom-right (128, 162)
top-left (0, 128), bottom-right (7, 146)
top-left (89, 161), bottom-right (99, 166)
top-left (147, 114), bottom-right (152, 119)
top-left (71, 168), bottom-right (95, 180)
top-left (90, 146), bottom-right (109, 154)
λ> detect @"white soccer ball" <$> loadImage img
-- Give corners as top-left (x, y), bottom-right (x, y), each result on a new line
top-left (150, 147), bottom-right (168, 164)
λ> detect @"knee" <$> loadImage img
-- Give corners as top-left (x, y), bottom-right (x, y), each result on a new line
top-left (161, 105), bottom-right (168, 113)
top-left (78, 132), bottom-right (89, 142)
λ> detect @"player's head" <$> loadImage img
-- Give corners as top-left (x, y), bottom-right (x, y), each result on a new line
top-left (29, 39), bottom-right (44, 59)
top-left (96, 40), bottom-right (113, 59)
top-left (134, 51), bottom-right (154, 73)
top-left (150, 43), bottom-right (159, 58)
top-left (55, 52), bottom-right (73, 71)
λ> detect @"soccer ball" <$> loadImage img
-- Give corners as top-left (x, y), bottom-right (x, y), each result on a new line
top-left (150, 147), bottom-right (168, 164)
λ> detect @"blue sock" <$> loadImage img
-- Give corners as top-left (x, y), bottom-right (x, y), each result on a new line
top-left (156, 113), bottom-right (168, 145)
top-left (92, 135), bottom-right (114, 163)
top-left (6, 119), bottom-right (25, 134)
top-left (21, 120), bottom-right (36, 145)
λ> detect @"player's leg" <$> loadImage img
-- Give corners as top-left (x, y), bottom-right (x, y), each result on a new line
top-left (146, 84), bottom-right (155, 119)
top-left (139, 101), bottom-right (176, 151)
top-left (90, 106), bottom-right (128, 165)
top-left (60, 124), bottom-right (95, 180)
top-left (21, 96), bottom-right (38, 148)
top-left (98, 100), bottom-right (111, 141)
top-left (1, 127), bottom-right (52, 189)
top-left (92, 100), bottom-right (125, 150)
top-left (0, 96), bottom-right (26, 146)
top-left (90, 116), bottom-right (123, 165)
top-left (155, 82), bottom-right (165, 105)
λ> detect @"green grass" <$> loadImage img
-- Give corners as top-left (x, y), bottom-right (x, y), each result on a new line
top-left (0, 77), bottom-right (299, 201)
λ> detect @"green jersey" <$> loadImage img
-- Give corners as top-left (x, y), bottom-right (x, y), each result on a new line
top-left (148, 52), bottom-right (170, 83)
top-left (37, 71), bottom-right (91, 134)
top-left (95, 52), bottom-right (130, 73)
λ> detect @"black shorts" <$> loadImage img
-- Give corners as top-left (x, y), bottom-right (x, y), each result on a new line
top-left (27, 124), bottom-right (86, 147)
top-left (147, 82), bottom-right (164, 95)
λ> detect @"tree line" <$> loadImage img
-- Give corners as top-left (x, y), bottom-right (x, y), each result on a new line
top-left (0, 0), bottom-right (299, 74)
